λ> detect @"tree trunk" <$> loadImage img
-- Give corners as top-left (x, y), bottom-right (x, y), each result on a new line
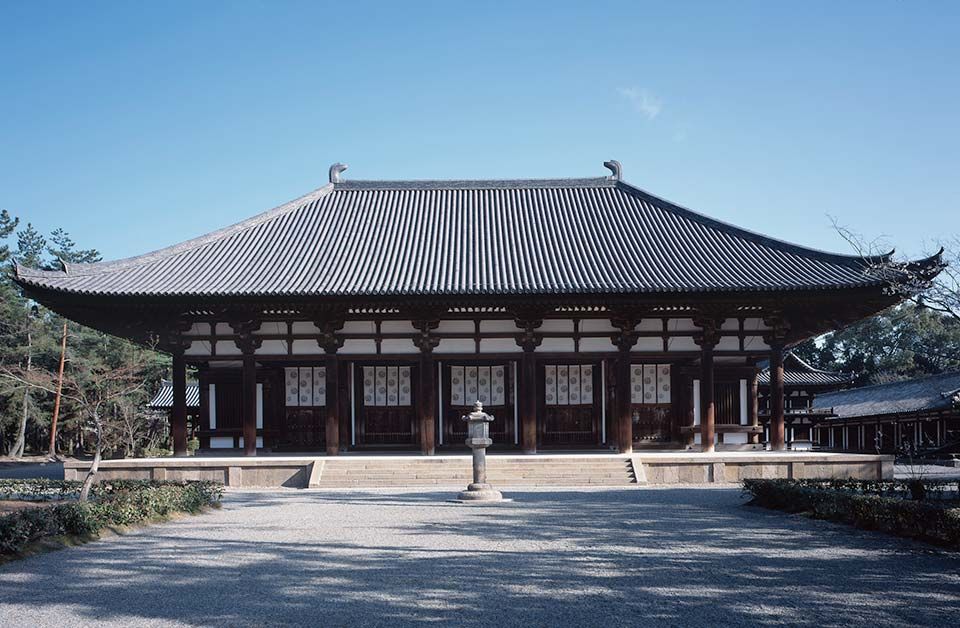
top-left (11, 330), bottom-right (32, 459)
top-left (78, 410), bottom-right (103, 503)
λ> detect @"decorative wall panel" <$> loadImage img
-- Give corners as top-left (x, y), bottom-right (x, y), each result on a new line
top-left (363, 365), bottom-right (412, 407)
top-left (285, 367), bottom-right (327, 407)
top-left (631, 364), bottom-right (672, 405)
top-left (545, 365), bottom-right (593, 406)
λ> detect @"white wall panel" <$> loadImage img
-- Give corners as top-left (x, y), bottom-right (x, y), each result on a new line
top-left (216, 342), bottom-right (242, 356)
top-left (539, 319), bottom-right (575, 333)
top-left (579, 319), bottom-right (616, 332)
top-left (715, 337), bottom-right (741, 351)
top-left (380, 339), bottom-right (418, 354)
top-left (436, 320), bottom-right (474, 333)
top-left (667, 337), bottom-right (698, 351)
top-left (185, 341), bottom-right (211, 357)
top-left (635, 319), bottom-right (662, 332)
top-left (340, 339), bottom-right (377, 354)
top-left (381, 320), bottom-right (417, 333)
top-left (579, 337), bottom-right (617, 352)
top-left (536, 338), bottom-right (575, 352)
top-left (291, 321), bottom-right (320, 334)
top-left (256, 340), bottom-right (287, 355)
top-left (434, 339), bottom-right (476, 354)
top-left (631, 338), bottom-right (662, 352)
top-left (479, 320), bottom-right (518, 333)
top-left (479, 338), bottom-right (522, 353)
top-left (342, 321), bottom-right (376, 334)
top-left (291, 339), bottom-right (320, 355)
top-left (255, 322), bottom-right (285, 335)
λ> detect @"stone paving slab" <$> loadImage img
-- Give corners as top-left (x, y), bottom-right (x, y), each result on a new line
top-left (1, 487), bottom-right (959, 627)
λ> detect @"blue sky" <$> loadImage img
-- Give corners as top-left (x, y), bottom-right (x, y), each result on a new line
top-left (1, 1), bottom-right (957, 262)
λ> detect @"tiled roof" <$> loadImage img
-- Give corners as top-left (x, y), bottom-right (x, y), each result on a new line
top-left (758, 352), bottom-right (854, 387)
top-left (149, 380), bottom-right (200, 409)
top-left (14, 164), bottom-right (934, 298)
top-left (813, 371), bottom-right (960, 420)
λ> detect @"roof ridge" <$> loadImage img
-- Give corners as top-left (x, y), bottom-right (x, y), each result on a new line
top-left (613, 180), bottom-right (890, 268)
top-left (335, 177), bottom-right (613, 190)
top-left (16, 183), bottom-right (335, 280)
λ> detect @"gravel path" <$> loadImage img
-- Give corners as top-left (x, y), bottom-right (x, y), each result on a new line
top-left (1, 487), bottom-right (958, 627)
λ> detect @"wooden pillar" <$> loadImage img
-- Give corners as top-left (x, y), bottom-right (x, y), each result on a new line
top-left (515, 317), bottom-right (542, 454)
top-left (699, 342), bottom-right (716, 453)
top-left (325, 352), bottom-right (340, 456)
top-left (520, 349), bottom-right (537, 453)
top-left (419, 351), bottom-right (436, 455)
top-left (693, 315), bottom-right (722, 453)
top-left (748, 367), bottom-right (760, 445)
top-left (241, 351), bottom-right (257, 456)
top-left (616, 349), bottom-right (633, 454)
top-left (171, 347), bottom-right (188, 456)
top-left (769, 343), bottom-right (786, 451)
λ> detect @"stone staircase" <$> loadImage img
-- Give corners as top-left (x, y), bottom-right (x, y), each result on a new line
top-left (311, 456), bottom-right (640, 488)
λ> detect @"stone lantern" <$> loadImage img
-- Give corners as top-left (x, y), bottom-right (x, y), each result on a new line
top-left (456, 401), bottom-right (503, 502)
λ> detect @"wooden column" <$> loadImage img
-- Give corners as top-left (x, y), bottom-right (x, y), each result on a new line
top-left (171, 346), bottom-right (188, 456)
top-left (412, 319), bottom-right (440, 456)
top-left (610, 313), bottom-right (641, 455)
top-left (693, 315), bottom-right (722, 453)
top-left (241, 351), bottom-right (257, 456)
top-left (419, 352), bottom-right (436, 455)
top-left (515, 317), bottom-right (542, 454)
top-left (699, 342), bottom-right (716, 453)
top-left (769, 343), bottom-right (786, 451)
top-left (748, 366), bottom-right (760, 445)
top-left (615, 349), bottom-right (633, 454)
top-left (232, 321), bottom-right (262, 457)
top-left (324, 352), bottom-right (340, 456)
top-left (317, 319), bottom-right (346, 457)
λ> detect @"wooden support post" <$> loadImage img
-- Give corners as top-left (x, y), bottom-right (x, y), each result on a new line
top-left (520, 349), bottom-right (537, 453)
top-left (699, 343), bottom-right (716, 453)
top-left (748, 366), bottom-right (760, 445)
top-left (419, 352), bottom-right (436, 455)
top-left (325, 352), bottom-right (340, 456)
top-left (514, 316), bottom-right (542, 454)
top-left (693, 314), bottom-right (722, 453)
top-left (171, 347), bottom-right (188, 456)
top-left (615, 349), bottom-right (633, 454)
top-left (241, 351), bottom-right (257, 456)
top-left (770, 343), bottom-right (786, 451)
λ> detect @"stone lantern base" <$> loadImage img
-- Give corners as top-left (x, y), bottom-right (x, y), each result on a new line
top-left (455, 482), bottom-right (504, 502)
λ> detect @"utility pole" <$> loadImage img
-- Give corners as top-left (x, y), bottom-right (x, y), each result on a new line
top-left (48, 321), bottom-right (68, 459)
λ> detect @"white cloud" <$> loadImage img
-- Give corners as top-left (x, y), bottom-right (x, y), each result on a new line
top-left (617, 87), bottom-right (662, 120)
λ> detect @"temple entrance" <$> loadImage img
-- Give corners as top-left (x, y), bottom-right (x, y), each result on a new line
top-left (539, 363), bottom-right (601, 447)
top-left (354, 364), bottom-right (418, 447)
top-left (441, 362), bottom-right (515, 447)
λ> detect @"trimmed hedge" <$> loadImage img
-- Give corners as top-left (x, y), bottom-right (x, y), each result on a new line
top-left (0, 480), bottom-right (223, 556)
top-left (743, 479), bottom-right (960, 550)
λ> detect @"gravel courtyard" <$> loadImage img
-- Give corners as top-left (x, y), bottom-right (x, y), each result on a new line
top-left (1, 487), bottom-right (959, 627)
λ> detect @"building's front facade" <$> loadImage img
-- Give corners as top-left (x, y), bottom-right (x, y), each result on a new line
top-left (15, 161), bottom-right (941, 457)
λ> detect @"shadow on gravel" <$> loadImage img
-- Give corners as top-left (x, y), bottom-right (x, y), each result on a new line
top-left (1, 487), bottom-right (959, 627)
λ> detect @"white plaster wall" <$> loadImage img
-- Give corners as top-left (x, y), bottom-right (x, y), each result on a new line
top-left (715, 336), bottom-right (740, 351)
top-left (256, 322), bottom-right (285, 336)
top-left (185, 340), bottom-right (212, 357)
top-left (184, 323), bottom-right (207, 336)
top-left (341, 339), bottom-right (377, 354)
top-left (693, 379), bottom-right (701, 425)
top-left (343, 321), bottom-right (376, 334)
top-left (579, 319), bottom-right (616, 332)
top-left (214, 323), bottom-right (232, 335)
top-left (380, 339), bottom-right (418, 354)
top-left (742, 336), bottom-right (771, 351)
top-left (539, 319), bottom-right (574, 333)
top-left (210, 436), bottom-right (234, 449)
top-left (291, 321), bottom-right (320, 334)
top-left (381, 320), bottom-right (417, 333)
top-left (580, 337), bottom-right (616, 352)
top-left (479, 320), bottom-right (517, 333)
top-left (216, 342), bottom-right (242, 357)
top-left (536, 338), bottom-right (575, 352)
top-left (256, 340), bottom-right (287, 355)
top-left (667, 318), bottom-right (697, 332)
top-left (634, 319), bottom-right (662, 332)
top-left (479, 338), bottom-right (522, 353)
top-left (239, 437), bottom-right (264, 449)
top-left (434, 339), bottom-right (475, 354)
top-left (291, 339), bottom-right (319, 355)
top-left (436, 320), bottom-right (474, 333)
top-left (631, 337), bottom-right (662, 352)
top-left (725, 432), bottom-right (748, 444)
top-left (667, 336), bottom-right (698, 351)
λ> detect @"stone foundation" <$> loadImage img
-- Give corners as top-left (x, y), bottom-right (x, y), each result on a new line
top-left (62, 452), bottom-right (893, 488)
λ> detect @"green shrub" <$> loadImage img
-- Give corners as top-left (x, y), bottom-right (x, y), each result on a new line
top-left (0, 480), bottom-right (223, 557)
top-left (743, 479), bottom-right (960, 549)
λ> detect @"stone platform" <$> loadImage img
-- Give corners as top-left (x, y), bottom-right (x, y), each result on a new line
top-left (63, 451), bottom-right (893, 488)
